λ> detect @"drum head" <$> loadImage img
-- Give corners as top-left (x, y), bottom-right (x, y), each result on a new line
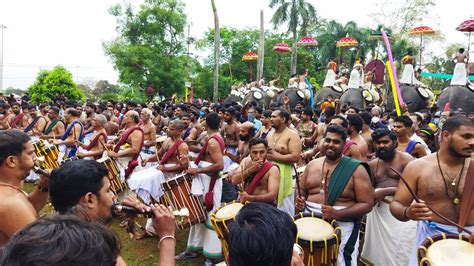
top-left (426, 239), bottom-right (473, 266)
top-left (296, 90), bottom-right (305, 99)
top-left (253, 91), bottom-right (263, 100)
top-left (332, 85), bottom-right (343, 92)
top-left (156, 135), bottom-right (167, 143)
top-left (214, 202), bottom-right (244, 220)
top-left (362, 90), bottom-right (373, 102)
top-left (416, 87), bottom-right (430, 99)
top-left (294, 217), bottom-right (334, 241)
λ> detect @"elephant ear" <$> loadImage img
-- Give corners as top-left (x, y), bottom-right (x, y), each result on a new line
top-left (416, 87), bottom-right (430, 100)
top-left (362, 89), bottom-right (374, 102)
top-left (253, 91), bottom-right (263, 100)
top-left (468, 82), bottom-right (474, 92)
top-left (332, 85), bottom-right (343, 92)
top-left (267, 90), bottom-right (275, 98)
top-left (296, 90), bottom-right (305, 99)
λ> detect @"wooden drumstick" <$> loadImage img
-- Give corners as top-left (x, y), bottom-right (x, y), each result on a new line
top-left (323, 169), bottom-right (329, 206)
top-left (387, 167), bottom-right (472, 234)
top-left (98, 138), bottom-right (112, 154)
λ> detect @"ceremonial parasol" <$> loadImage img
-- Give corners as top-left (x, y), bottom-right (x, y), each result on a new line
top-left (298, 36), bottom-right (318, 72)
top-left (242, 51), bottom-right (258, 82)
top-left (336, 36), bottom-right (358, 71)
top-left (273, 43), bottom-right (291, 88)
top-left (408, 26), bottom-right (435, 67)
top-left (456, 18), bottom-right (474, 65)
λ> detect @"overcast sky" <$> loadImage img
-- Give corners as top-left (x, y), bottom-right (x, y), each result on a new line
top-left (0, 0), bottom-right (472, 90)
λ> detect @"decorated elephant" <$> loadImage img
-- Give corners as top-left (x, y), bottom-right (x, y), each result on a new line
top-left (437, 85), bottom-right (474, 114)
top-left (339, 87), bottom-right (369, 110)
top-left (385, 84), bottom-right (431, 112)
top-left (241, 90), bottom-right (278, 108)
top-left (276, 88), bottom-right (310, 109)
top-left (224, 93), bottom-right (242, 104)
top-left (314, 86), bottom-right (344, 107)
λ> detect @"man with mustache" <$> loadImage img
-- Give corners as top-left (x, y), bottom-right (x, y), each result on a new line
top-left (360, 129), bottom-right (415, 265)
top-left (296, 125), bottom-right (373, 265)
top-left (390, 115), bottom-right (474, 265)
top-left (225, 121), bottom-right (255, 163)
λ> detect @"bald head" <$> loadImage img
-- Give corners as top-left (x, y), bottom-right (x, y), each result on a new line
top-left (239, 122), bottom-right (256, 142)
top-left (126, 110), bottom-right (140, 124)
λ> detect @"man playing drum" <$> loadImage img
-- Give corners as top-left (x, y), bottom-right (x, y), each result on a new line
top-left (24, 105), bottom-right (48, 138)
top-left (139, 108), bottom-right (157, 166)
top-left (266, 108), bottom-right (301, 215)
top-left (230, 138), bottom-right (280, 205)
top-left (360, 129), bottom-right (416, 265)
top-left (76, 114), bottom-right (108, 160)
top-left (41, 106), bottom-right (65, 141)
top-left (9, 102), bottom-right (29, 130)
top-left (107, 110), bottom-right (144, 179)
top-left (177, 112), bottom-right (224, 264)
top-left (296, 125), bottom-right (373, 266)
top-left (390, 115), bottom-right (474, 266)
top-left (53, 108), bottom-right (83, 160)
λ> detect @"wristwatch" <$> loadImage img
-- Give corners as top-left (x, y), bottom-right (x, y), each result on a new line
top-left (37, 184), bottom-right (49, 193)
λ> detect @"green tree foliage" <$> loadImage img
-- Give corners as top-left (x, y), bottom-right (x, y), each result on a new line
top-left (269, 0), bottom-right (317, 74)
top-left (104, 0), bottom-right (187, 97)
top-left (28, 66), bottom-right (84, 104)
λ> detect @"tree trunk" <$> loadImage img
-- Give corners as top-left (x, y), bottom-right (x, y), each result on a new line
top-left (291, 30), bottom-right (297, 75)
top-left (211, 0), bottom-right (220, 102)
top-left (257, 9), bottom-right (265, 82)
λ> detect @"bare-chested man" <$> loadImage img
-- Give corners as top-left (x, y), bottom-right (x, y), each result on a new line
top-left (360, 129), bottom-right (415, 265)
top-left (24, 105), bottom-right (47, 137)
top-left (222, 107), bottom-right (240, 171)
top-left (346, 114), bottom-right (368, 161)
top-left (392, 115), bottom-right (427, 158)
top-left (301, 107), bottom-right (336, 161)
top-left (230, 138), bottom-right (280, 204)
top-left (140, 108), bottom-right (157, 163)
top-left (41, 106), bottom-right (65, 140)
top-left (390, 115), bottom-right (474, 265)
top-left (225, 121), bottom-right (255, 164)
top-left (82, 103), bottom-right (96, 139)
top-left (178, 112), bottom-right (224, 264)
top-left (181, 112), bottom-right (194, 141)
top-left (0, 102), bottom-right (14, 130)
top-left (0, 130), bottom-right (49, 246)
top-left (296, 107), bottom-right (317, 148)
top-left (52, 108), bottom-right (83, 160)
top-left (107, 110), bottom-right (144, 178)
top-left (130, 119), bottom-right (189, 239)
top-left (296, 125), bottom-right (373, 266)
top-left (9, 102), bottom-right (29, 129)
top-left (76, 114), bottom-right (108, 160)
top-left (266, 108), bottom-right (301, 215)
top-left (359, 112), bottom-right (374, 158)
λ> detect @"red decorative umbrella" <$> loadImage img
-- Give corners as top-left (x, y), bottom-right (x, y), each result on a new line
top-left (298, 37), bottom-right (318, 72)
top-left (408, 26), bottom-right (436, 67)
top-left (273, 43), bottom-right (291, 88)
top-left (456, 19), bottom-right (474, 64)
top-left (242, 51), bottom-right (258, 81)
top-left (336, 36), bottom-right (358, 68)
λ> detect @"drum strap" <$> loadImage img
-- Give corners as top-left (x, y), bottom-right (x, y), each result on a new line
top-left (458, 159), bottom-right (474, 232)
top-left (24, 116), bottom-right (45, 133)
top-left (11, 113), bottom-right (25, 128)
top-left (84, 131), bottom-right (108, 155)
top-left (195, 135), bottom-right (225, 212)
top-left (160, 139), bottom-right (183, 165)
top-left (245, 161), bottom-right (274, 195)
top-left (114, 127), bottom-right (144, 178)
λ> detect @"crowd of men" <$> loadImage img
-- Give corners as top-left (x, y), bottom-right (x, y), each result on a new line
top-left (0, 91), bottom-right (472, 266)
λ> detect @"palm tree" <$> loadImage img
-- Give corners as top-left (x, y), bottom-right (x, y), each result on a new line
top-left (211, 0), bottom-right (220, 102)
top-left (269, 0), bottom-right (317, 75)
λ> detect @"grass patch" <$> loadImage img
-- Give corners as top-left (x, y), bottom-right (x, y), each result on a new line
top-left (23, 183), bottom-right (207, 266)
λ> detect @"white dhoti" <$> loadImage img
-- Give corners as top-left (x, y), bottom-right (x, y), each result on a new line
top-left (57, 144), bottom-right (70, 163)
top-left (116, 156), bottom-right (133, 182)
top-left (82, 132), bottom-right (93, 145)
top-left (360, 197), bottom-right (417, 266)
top-left (400, 64), bottom-right (417, 85)
top-left (323, 69), bottom-right (336, 87)
top-left (223, 147), bottom-right (237, 171)
top-left (187, 161), bottom-right (223, 258)
top-left (305, 202), bottom-right (359, 266)
top-left (408, 221), bottom-right (474, 266)
top-left (128, 164), bottom-right (179, 235)
top-left (348, 69), bottom-right (361, 89)
top-left (450, 62), bottom-right (468, 86)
